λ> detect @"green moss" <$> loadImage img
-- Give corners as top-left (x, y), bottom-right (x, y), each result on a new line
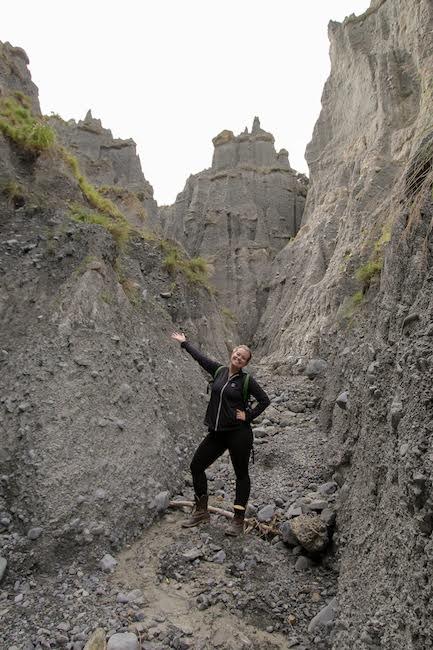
top-left (70, 204), bottom-right (130, 249)
top-left (374, 224), bottom-right (392, 254)
top-left (355, 260), bottom-right (383, 286)
top-left (0, 95), bottom-right (56, 153)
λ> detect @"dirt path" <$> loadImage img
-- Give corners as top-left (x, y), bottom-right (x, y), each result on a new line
top-left (108, 369), bottom-right (338, 650)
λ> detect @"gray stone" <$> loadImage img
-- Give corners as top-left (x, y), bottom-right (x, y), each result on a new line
top-left (304, 359), bottom-right (328, 379)
top-left (336, 391), bottom-right (349, 410)
top-left (107, 632), bottom-right (139, 650)
top-left (307, 500), bottom-right (328, 512)
top-left (125, 588), bottom-right (144, 604)
top-left (212, 550), bottom-right (226, 564)
top-left (182, 547), bottom-right (203, 561)
top-left (99, 554), bottom-right (118, 572)
top-left (285, 504), bottom-right (303, 518)
top-left (318, 482), bottom-right (338, 495)
top-left (308, 598), bottom-right (338, 633)
top-left (294, 556), bottom-right (314, 571)
top-left (27, 527), bottom-right (43, 540)
top-left (153, 490), bottom-right (170, 513)
top-left (279, 521), bottom-right (298, 546)
top-left (257, 504), bottom-right (276, 522)
top-left (253, 427), bottom-right (268, 438)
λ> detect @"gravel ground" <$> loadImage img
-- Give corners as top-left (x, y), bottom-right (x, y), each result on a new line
top-left (1, 368), bottom-right (339, 650)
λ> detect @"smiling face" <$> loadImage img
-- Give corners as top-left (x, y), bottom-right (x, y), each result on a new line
top-left (230, 345), bottom-right (252, 370)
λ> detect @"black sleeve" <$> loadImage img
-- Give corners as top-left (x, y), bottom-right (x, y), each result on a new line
top-left (246, 376), bottom-right (270, 423)
top-left (180, 341), bottom-right (222, 376)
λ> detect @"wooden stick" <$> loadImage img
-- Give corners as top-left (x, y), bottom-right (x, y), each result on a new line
top-left (168, 500), bottom-right (235, 519)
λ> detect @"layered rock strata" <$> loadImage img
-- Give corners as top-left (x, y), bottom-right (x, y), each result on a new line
top-left (160, 117), bottom-right (307, 340)
top-left (255, 1), bottom-right (433, 647)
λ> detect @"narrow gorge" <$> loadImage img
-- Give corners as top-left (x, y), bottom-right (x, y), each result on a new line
top-left (1, 0), bottom-right (433, 648)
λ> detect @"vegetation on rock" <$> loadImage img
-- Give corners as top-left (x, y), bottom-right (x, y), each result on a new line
top-left (0, 93), bottom-right (56, 152)
top-left (69, 204), bottom-right (130, 249)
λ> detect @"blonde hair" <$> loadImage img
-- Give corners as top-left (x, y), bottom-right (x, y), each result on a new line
top-left (233, 344), bottom-right (252, 361)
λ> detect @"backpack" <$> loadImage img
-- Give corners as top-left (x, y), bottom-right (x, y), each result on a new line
top-left (207, 366), bottom-right (256, 463)
top-left (208, 365), bottom-right (251, 406)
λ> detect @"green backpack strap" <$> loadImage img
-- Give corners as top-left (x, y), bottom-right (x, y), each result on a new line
top-left (207, 366), bottom-right (225, 394)
top-left (242, 371), bottom-right (250, 404)
top-left (214, 366), bottom-right (225, 378)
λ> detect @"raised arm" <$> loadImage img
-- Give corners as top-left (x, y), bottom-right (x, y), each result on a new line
top-left (245, 376), bottom-right (270, 423)
top-left (171, 332), bottom-right (222, 376)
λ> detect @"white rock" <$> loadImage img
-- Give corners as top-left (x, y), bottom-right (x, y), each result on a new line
top-left (99, 554), bottom-right (117, 572)
top-left (107, 632), bottom-right (139, 650)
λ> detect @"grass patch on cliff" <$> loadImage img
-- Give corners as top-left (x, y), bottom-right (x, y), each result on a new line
top-left (1, 179), bottom-right (25, 207)
top-left (70, 204), bottom-right (130, 249)
top-left (0, 94), bottom-right (56, 153)
top-left (355, 260), bottom-right (383, 287)
top-left (159, 239), bottom-right (212, 291)
top-left (60, 149), bottom-right (124, 220)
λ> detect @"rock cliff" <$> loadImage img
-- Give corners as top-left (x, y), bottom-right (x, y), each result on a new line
top-left (49, 111), bottom-right (159, 231)
top-left (255, 0), bottom-right (433, 647)
top-left (160, 118), bottom-right (307, 340)
top-left (0, 40), bottom-right (229, 569)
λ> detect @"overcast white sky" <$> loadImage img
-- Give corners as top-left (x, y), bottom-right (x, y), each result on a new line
top-left (3, 1), bottom-right (370, 205)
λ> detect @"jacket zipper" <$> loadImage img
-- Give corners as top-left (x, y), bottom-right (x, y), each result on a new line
top-left (215, 371), bottom-right (234, 431)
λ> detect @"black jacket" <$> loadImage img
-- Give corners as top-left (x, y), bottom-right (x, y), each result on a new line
top-left (181, 341), bottom-right (270, 432)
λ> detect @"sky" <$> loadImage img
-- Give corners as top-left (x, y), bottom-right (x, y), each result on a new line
top-left (2, 0), bottom-right (370, 205)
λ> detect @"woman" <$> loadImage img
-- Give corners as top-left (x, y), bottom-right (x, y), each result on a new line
top-left (171, 332), bottom-right (270, 536)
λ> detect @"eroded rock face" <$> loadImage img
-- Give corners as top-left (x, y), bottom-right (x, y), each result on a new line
top-left (0, 41), bottom-right (40, 114)
top-left (0, 43), bottom-right (229, 570)
top-left (160, 117), bottom-right (307, 340)
top-left (49, 111), bottom-right (159, 230)
top-left (257, 0), bottom-right (432, 360)
top-left (255, 1), bottom-right (433, 647)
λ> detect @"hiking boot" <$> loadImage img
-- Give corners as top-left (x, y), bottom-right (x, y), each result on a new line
top-left (181, 495), bottom-right (210, 528)
top-left (225, 508), bottom-right (245, 536)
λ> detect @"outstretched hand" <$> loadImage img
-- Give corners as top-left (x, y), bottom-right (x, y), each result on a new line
top-left (171, 331), bottom-right (186, 343)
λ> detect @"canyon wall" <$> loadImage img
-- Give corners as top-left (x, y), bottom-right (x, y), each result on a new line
top-left (255, 1), bottom-right (433, 647)
top-left (0, 41), bottom-right (229, 569)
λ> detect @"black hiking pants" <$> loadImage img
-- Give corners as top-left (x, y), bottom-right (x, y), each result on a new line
top-left (190, 426), bottom-right (253, 508)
